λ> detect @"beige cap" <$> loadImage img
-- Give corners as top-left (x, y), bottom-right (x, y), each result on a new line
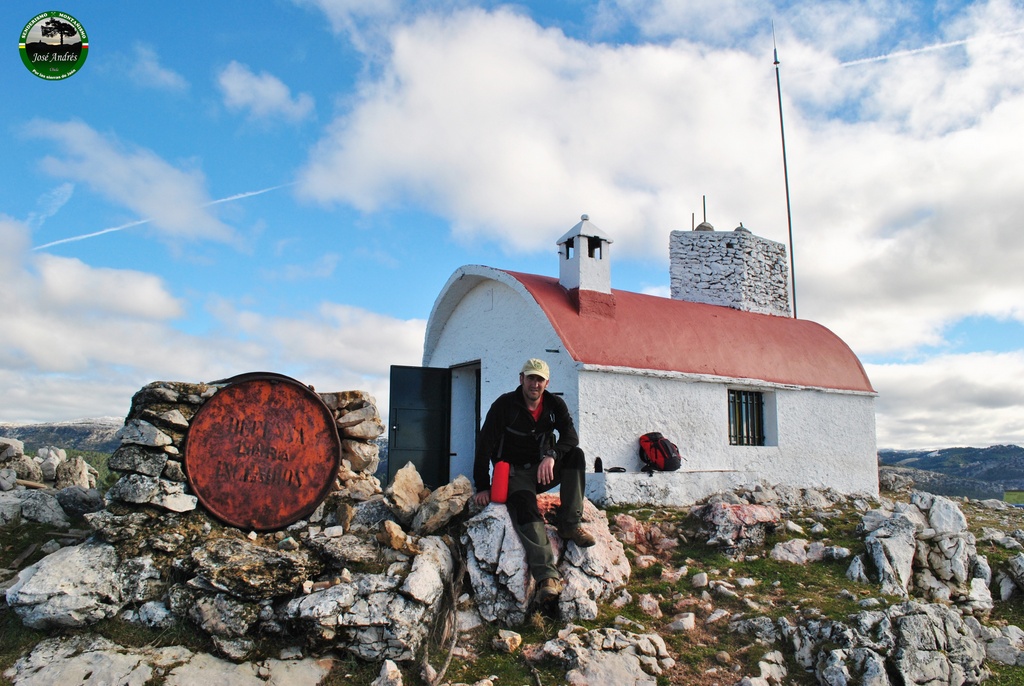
top-left (520, 358), bottom-right (550, 380)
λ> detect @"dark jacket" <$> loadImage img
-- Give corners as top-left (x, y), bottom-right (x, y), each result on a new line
top-left (473, 386), bottom-right (579, 491)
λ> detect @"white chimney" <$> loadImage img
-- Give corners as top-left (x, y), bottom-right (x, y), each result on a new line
top-left (557, 215), bottom-right (615, 317)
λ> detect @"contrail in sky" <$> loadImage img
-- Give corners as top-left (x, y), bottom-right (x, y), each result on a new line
top-left (32, 182), bottom-right (295, 251)
top-left (796, 26), bottom-right (1024, 73)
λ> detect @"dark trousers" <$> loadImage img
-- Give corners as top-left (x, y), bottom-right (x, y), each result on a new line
top-left (504, 447), bottom-right (586, 581)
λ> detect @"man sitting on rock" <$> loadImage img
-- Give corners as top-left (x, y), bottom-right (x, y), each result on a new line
top-left (472, 358), bottom-right (595, 604)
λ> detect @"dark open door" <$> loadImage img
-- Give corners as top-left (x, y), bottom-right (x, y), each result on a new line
top-left (388, 365), bottom-right (451, 489)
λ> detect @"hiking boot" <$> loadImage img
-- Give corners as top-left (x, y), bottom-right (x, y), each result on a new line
top-left (536, 577), bottom-right (563, 603)
top-left (558, 524), bottom-right (596, 548)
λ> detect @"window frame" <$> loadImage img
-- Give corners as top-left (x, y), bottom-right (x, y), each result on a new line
top-left (728, 388), bottom-right (765, 446)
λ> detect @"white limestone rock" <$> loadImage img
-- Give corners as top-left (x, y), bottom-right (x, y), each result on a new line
top-left (0, 437), bottom-right (25, 461)
top-left (18, 490), bottom-right (70, 526)
top-left (106, 473), bottom-right (197, 513)
top-left (412, 475), bottom-right (472, 534)
top-left (557, 501), bottom-right (631, 621)
top-left (462, 503), bottom-right (533, 626)
top-left (4, 634), bottom-right (334, 686)
top-left (400, 536), bottom-right (453, 606)
top-left (281, 573), bottom-right (432, 661)
top-left (667, 613), bottom-right (696, 632)
top-left (0, 493), bottom-right (22, 526)
top-left (38, 449), bottom-right (63, 481)
top-left (386, 462), bottom-right (425, 525)
top-left (770, 539), bottom-right (809, 565)
top-left (115, 419), bottom-right (172, 448)
top-left (536, 627), bottom-right (666, 686)
top-left (961, 578), bottom-right (994, 617)
top-left (863, 512), bottom-right (917, 597)
top-left (0, 467), bottom-right (17, 492)
top-left (341, 438), bottom-right (379, 473)
top-left (109, 444), bottom-right (169, 477)
top-left (370, 659), bottom-right (404, 686)
top-left (3, 635), bottom-right (154, 685)
top-left (1005, 553), bottom-right (1024, 589)
top-left (6, 542), bottom-right (124, 629)
top-left (911, 491), bottom-right (968, 535)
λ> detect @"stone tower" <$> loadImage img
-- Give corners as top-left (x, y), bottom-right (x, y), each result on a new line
top-left (669, 223), bottom-right (791, 317)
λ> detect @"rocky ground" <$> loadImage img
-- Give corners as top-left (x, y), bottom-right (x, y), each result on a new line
top-left (2, 384), bottom-right (1024, 685)
top-left (3, 473), bottom-right (1024, 685)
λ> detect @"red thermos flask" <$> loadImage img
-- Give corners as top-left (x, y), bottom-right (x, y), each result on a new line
top-left (490, 461), bottom-right (510, 503)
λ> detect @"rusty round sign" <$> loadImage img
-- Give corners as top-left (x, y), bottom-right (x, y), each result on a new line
top-left (185, 372), bottom-right (340, 531)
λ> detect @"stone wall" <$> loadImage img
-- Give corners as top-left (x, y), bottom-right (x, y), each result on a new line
top-left (4, 376), bottom-right (629, 669)
top-left (5, 378), bottom-right (457, 664)
top-left (103, 380), bottom-right (385, 516)
top-left (669, 227), bottom-right (791, 316)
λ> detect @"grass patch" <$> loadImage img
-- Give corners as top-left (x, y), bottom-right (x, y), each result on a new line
top-left (320, 654), bottom-right (391, 685)
top-left (435, 619), bottom-right (567, 685)
top-left (67, 449), bottom-right (117, 491)
top-left (989, 664), bottom-right (1024, 686)
top-left (90, 615), bottom-right (216, 654)
top-left (1004, 491), bottom-right (1024, 506)
top-left (990, 590), bottom-right (1024, 630)
top-left (0, 605), bottom-right (46, 685)
top-left (0, 522), bottom-right (56, 570)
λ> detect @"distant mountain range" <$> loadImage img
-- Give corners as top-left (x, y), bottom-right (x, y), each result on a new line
top-left (0, 417), bottom-right (122, 454)
top-left (878, 444), bottom-right (1024, 499)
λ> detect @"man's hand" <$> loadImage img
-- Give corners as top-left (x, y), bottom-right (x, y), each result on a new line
top-left (473, 490), bottom-right (491, 506)
top-left (537, 455), bottom-right (556, 485)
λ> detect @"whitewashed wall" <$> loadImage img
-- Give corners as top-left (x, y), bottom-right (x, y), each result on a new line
top-left (424, 268), bottom-right (580, 451)
top-left (578, 368), bottom-right (878, 505)
top-left (425, 266), bottom-right (878, 506)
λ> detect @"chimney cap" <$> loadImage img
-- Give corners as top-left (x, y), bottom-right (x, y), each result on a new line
top-left (694, 221), bottom-right (715, 232)
top-left (734, 222), bottom-right (751, 233)
top-left (558, 214), bottom-right (614, 245)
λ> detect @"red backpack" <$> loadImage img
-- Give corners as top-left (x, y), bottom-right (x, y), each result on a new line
top-left (638, 432), bottom-right (682, 473)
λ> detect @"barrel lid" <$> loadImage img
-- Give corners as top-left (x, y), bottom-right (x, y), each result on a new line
top-left (185, 372), bottom-right (340, 531)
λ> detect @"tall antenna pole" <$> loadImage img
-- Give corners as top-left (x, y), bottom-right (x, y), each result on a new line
top-left (774, 26), bottom-right (798, 318)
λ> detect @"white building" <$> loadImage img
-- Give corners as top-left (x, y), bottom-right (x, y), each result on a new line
top-left (421, 215), bottom-right (878, 506)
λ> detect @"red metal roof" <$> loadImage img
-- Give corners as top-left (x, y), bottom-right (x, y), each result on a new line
top-left (504, 271), bottom-right (874, 393)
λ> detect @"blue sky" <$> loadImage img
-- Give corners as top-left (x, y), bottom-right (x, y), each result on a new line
top-left (3, 0), bottom-right (1023, 450)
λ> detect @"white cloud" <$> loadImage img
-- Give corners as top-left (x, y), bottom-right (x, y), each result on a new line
top-left (0, 216), bottom-right (204, 376)
top-left (292, 0), bottom-right (403, 52)
top-left (868, 351), bottom-right (1024, 448)
top-left (7, 2), bottom-right (1021, 452)
top-left (128, 44), bottom-right (189, 91)
top-left (297, 4), bottom-right (1024, 358)
top-left (299, 8), bottom-right (783, 257)
top-left (0, 216), bottom-right (423, 424)
top-left (209, 299), bottom-right (425, 379)
top-left (291, 3), bottom-right (1024, 449)
top-left (296, 0), bottom-right (401, 27)
top-left (217, 61), bottom-right (315, 122)
top-left (595, 0), bottom-right (765, 43)
top-left (35, 254), bottom-right (184, 319)
top-left (23, 120), bottom-right (237, 244)
top-left (26, 183), bottom-right (74, 229)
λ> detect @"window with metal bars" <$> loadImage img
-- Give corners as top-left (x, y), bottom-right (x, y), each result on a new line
top-left (728, 389), bottom-right (765, 446)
